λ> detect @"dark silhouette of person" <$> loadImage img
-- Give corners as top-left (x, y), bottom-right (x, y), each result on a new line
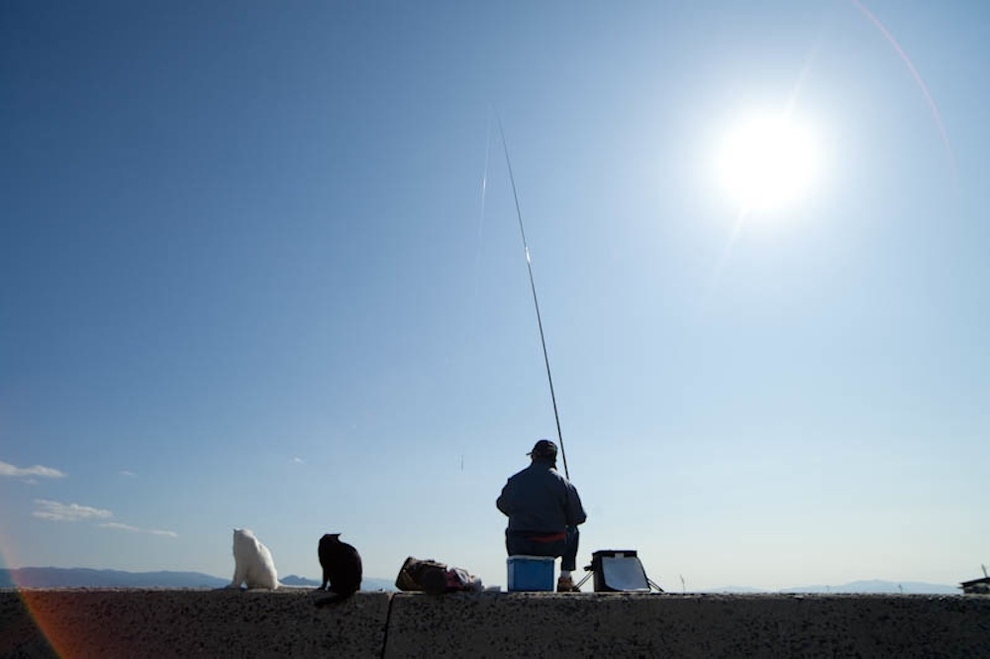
top-left (497, 439), bottom-right (587, 591)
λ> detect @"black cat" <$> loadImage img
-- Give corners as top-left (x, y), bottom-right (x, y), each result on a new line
top-left (317, 533), bottom-right (362, 598)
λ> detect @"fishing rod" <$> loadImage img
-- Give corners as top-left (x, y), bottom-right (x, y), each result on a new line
top-left (497, 119), bottom-right (571, 480)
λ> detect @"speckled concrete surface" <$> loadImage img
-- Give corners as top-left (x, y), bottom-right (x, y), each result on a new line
top-left (2, 590), bottom-right (988, 658)
top-left (384, 592), bottom-right (990, 658)
top-left (1, 588), bottom-right (390, 658)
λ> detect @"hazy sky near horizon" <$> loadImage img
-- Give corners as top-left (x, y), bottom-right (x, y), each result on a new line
top-left (2, 1), bottom-right (987, 591)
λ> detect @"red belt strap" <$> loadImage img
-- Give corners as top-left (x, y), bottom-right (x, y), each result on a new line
top-left (528, 532), bottom-right (566, 543)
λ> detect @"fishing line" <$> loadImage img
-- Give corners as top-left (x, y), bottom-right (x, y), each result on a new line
top-left (473, 118), bottom-right (494, 304)
top-left (497, 118), bottom-right (571, 480)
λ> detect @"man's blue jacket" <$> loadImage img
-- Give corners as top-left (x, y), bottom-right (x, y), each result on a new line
top-left (496, 457), bottom-right (587, 533)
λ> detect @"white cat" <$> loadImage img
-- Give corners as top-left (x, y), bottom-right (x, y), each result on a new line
top-left (228, 528), bottom-right (280, 590)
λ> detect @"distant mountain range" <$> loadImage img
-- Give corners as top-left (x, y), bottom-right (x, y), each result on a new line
top-left (701, 580), bottom-right (960, 595)
top-left (1, 568), bottom-right (961, 594)
top-left (1, 567), bottom-right (396, 591)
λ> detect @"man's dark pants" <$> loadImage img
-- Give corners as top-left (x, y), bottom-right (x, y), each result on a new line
top-left (505, 526), bottom-right (579, 571)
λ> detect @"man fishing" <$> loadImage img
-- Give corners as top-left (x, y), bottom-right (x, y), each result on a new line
top-left (497, 439), bottom-right (587, 592)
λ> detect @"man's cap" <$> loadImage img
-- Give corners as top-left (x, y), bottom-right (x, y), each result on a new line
top-left (527, 439), bottom-right (558, 459)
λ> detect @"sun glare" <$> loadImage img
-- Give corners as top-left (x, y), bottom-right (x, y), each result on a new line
top-left (717, 113), bottom-right (819, 213)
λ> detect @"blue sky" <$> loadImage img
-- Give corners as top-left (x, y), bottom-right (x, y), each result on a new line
top-left (2, 0), bottom-right (987, 591)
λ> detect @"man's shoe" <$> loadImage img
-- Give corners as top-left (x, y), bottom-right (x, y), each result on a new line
top-left (556, 576), bottom-right (579, 592)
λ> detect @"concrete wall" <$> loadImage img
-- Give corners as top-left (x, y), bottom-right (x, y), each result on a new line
top-left (2, 589), bottom-right (988, 658)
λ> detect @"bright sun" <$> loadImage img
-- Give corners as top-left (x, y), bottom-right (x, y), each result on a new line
top-left (717, 113), bottom-right (819, 213)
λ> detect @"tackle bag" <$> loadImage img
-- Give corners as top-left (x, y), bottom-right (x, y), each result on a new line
top-left (395, 556), bottom-right (482, 595)
top-left (587, 549), bottom-right (662, 593)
